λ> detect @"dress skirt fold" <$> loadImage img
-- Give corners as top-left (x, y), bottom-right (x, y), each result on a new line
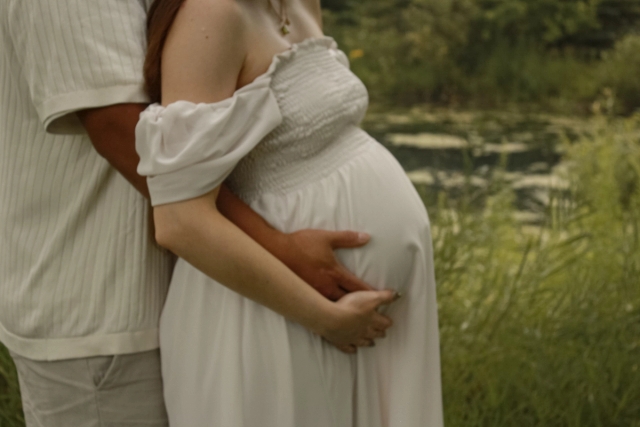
top-left (159, 141), bottom-right (443, 427)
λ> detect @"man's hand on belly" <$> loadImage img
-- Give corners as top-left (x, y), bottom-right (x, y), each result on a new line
top-left (216, 185), bottom-right (375, 301)
top-left (273, 229), bottom-right (376, 301)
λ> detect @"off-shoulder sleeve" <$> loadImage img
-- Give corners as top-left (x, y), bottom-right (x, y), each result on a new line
top-left (329, 40), bottom-right (350, 69)
top-left (135, 83), bottom-right (283, 206)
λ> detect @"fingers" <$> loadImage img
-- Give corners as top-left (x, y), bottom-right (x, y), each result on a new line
top-left (312, 279), bottom-right (347, 301)
top-left (376, 289), bottom-right (398, 305)
top-left (359, 289), bottom-right (400, 312)
top-left (375, 291), bottom-right (402, 315)
top-left (368, 326), bottom-right (386, 339)
top-left (327, 230), bottom-right (370, 249)
top-left (358, 325), bottom-right (387, 347)
top-left (326, 287), bottom-right (347, 302)
top-left (334, 267), bottom-right (376, 292)
top-left (371, 311), bottom-right (393, 331)
top-left (352, 326), bottom-right (386, 349)
top-left (333, 343), bottom-right (357, 354)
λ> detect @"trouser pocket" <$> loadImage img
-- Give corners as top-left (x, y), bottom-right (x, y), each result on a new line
top-left (87, 355), bottom-right (119, 389)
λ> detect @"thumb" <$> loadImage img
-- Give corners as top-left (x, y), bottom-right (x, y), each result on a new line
top-left (375, 289), bottom-right (398, 306)
top-left (328, 230), bottom-right (370, 249)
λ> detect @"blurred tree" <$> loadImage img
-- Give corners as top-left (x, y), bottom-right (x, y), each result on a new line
top-left (321, 0), bottom-right (354, 12)
top-left (471, 0), bottom-right (602, 45)
top-left (579, 0), bottom-right (640, 48)
top-left (322, 0), bottom-right (640, 110)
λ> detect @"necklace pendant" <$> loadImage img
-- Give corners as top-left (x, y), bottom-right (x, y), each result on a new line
top-left (281, 24), bottom-right (290, 35)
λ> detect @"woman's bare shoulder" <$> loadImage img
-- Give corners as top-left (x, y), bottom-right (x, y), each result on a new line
top-left (161, 0), bottom-right (248, 105)
top-left (176, 0), bottom-right (244, 27)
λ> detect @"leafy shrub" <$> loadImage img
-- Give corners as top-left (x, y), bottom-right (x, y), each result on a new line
top-left (0, 345), bottom-right (22, 427)
top-left (601, 35), bottom-right (640, 114)
top-left (324, 0), bottom-right (640, 112)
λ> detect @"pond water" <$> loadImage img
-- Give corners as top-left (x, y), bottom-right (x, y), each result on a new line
top-left (362, 108), bottom-right (591, 223)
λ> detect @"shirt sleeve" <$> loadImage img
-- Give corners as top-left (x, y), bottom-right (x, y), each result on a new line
top-left (7, 0), bottom-right (150, 135)
top-left (135, 80), bottom-right (283, 207)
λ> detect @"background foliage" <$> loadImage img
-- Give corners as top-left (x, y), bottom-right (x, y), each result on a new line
top-left (324, 0), bottom-right (640, 113)
top-left (431, 115), bottom-right (640, 426)
top-left (4, 118), bottom-right (636, 427)
top-left (1, 1), bottom-right (640, 426)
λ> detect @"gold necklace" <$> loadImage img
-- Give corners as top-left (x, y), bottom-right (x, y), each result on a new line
top-left (267, 0), bottom-right (291, 35)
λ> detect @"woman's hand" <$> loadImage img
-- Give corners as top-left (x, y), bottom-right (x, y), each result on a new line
top-left (155, 193), bottom-right (398, 357)
top-left (317, 290), bottom-right (398, 353)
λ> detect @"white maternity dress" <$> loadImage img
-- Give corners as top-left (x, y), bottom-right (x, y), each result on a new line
top-left (136, 37), bottom-right (443, 427)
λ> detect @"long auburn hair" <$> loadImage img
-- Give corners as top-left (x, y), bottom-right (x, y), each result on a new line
top-left (144, 0), bottom-right (186, 104)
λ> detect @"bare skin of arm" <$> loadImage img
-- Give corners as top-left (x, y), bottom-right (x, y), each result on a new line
top-left (78, 103), bottom-right (150, 198)
top-left (77, 0), bottom-right (392, 350)
top-left (156, 187), bottom-right (393, 348)
top-left (77, 1), bottom-right (362, 302)
top-left (78, 105), bottom-right (375, 301)
top-left (152, 0), bottom-right (395, 349)
top-left (78, 0), bottom-right (372, 299)
top-left (216, 186), bottom-right (376, 300)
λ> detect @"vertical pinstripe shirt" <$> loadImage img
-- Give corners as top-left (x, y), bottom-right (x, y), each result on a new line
top-left (0, 0), bottom-right (173, 361)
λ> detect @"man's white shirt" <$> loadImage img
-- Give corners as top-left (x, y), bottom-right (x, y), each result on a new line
top-left (0, 0), bottom-right (173, 361)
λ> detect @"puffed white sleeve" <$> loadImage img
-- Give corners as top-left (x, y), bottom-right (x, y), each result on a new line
top-left (135, 83), bottom-right (283, 206)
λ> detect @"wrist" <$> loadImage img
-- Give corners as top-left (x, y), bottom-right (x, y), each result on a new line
top-left (305, 299), bottom-right (342, 337)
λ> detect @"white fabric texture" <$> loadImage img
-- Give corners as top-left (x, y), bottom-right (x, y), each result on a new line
top-left (0, 0), bottom-right (172, 361)
top-left (136, 37), bottom-right (443, 427)
top-left (136, 80), bottom-right (283, 206)
top-left (6, 0), bottom-right (155, 134)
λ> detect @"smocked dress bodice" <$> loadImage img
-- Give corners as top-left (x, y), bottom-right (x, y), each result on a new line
top-left (137, 36), bottom-right (444, 427)
top-left (136, 37), bottom-right (371, 205)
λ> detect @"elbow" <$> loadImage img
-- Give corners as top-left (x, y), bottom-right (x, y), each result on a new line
top-left (154, 223), bottom-right (178, 252)
top-left (152, 197), bottom-right (222, 253)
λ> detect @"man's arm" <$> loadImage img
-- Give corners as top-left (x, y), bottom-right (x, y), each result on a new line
top-left (77, 104), bottom-right (150, 198)
top-left (77, 104), bottom-right (375, 300)
top-left (217, 186), bottom-right (375, 300)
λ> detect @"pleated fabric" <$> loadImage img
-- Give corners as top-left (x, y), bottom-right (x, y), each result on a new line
top-left (136, 37), bottom-right (443, 427)
top-left (0, 0), bottom-right (172, 361)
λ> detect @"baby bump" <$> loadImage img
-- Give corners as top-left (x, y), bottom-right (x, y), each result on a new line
top-left (249, 141), bottom-right (433, 294)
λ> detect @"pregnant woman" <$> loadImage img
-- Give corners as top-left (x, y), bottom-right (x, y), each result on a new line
top-left (135, 0), bottom-right (443, 426)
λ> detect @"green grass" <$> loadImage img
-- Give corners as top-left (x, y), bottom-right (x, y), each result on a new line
top-left (0, 345), bottom-right (22, 427)
top-left (0, 116), bottom-right (638, 427)
top-left (432, 115), bottom-right (640, 426)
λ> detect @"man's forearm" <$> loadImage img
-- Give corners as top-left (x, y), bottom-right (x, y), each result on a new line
top-left (78, 103), bottom-right (150, 198)
top-left (216, 186), bottom-right (374, 300)
top-left (152, 188), bottom-right (394, 348)
top-left (78, 103), bottom-right (294, 248)
top-left (216, 185), bottom-right (286, 251)
top-left (77, 103), bottom-right (372, 300)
